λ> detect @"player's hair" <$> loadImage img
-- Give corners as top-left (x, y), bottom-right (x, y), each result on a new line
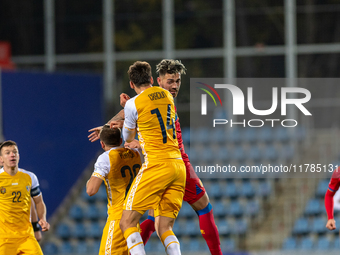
top-left (127, 61), bottom-right (152, 87)
top-left (156, 59), bottom-right (187, 76)
top-left (0, 140), bottom-right (17, 154)
top-left (100, 125), bottom-right (121, 147)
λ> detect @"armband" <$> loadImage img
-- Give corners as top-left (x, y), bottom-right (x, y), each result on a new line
top-left (32, 222), bottom-right (40, 232)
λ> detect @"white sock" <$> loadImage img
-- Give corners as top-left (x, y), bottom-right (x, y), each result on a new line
top-left (126, 232), bottom-right (146, 255)
top-left (164, 235), bottom-right (181, 255)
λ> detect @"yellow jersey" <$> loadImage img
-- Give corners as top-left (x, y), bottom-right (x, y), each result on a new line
top-left (123, 86), bottom-right (181, 161)
top-left (0, 168), bottom-right (41, 238)
top-left (92, 147), bottom-right (142, 219)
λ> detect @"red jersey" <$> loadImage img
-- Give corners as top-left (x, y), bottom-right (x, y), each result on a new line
top-left (325, 169), bottom-right (340, 219)
top-left (175, 107), bottom-right (198, 179)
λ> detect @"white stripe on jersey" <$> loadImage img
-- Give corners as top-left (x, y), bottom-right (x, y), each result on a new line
top-left (105, 220), bottom-right (115, 255)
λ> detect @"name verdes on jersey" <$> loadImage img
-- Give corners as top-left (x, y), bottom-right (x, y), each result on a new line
top-left (148, 91), bottom-right (166, 101)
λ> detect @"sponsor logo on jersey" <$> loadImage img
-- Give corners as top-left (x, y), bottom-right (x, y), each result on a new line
top-left (26, 185), bottom-right (30, 192)
top-left (1, 187), bottom-right (6, 194)
top-left (148, 91), bottom-right (166, 101)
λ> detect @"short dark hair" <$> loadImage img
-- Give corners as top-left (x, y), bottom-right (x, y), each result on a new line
top-left (127, 61), bottom-right (152, 87)
top-left (0, 140), bottom-right (17, 154)
top-left (100, 125), bottom-right (121, 147)
top-left (156, 59), bottom-right (186, 77)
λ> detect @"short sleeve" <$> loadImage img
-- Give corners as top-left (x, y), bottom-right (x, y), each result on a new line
top-left (124, 97), bottom-right (138, 130)
top-left (93, 152), bottom-right (110, 180)
top-left (28, 172), bottom-right (41, 198)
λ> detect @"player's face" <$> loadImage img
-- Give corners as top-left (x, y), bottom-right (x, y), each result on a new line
top-left (158, 73), bottom-right (181, 98)
top-left (0, 145), bottom-right (19, 168)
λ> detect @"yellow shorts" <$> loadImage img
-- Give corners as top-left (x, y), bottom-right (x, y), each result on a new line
top-left (99, 217), bottom-right (141, 255)
top-left (0, 235), bottom-right (43, 255)
top-left (124, 159), bottom-right (186, 219)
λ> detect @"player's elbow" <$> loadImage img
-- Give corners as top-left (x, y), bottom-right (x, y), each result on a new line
top-left (125, 136), bottom-right (134, 143)
top-left (86, 187), bottom-right (97, 196)
top-left (122, 128), bottom-right (135, 143)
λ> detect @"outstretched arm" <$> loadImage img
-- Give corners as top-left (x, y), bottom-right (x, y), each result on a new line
top-left (107, 94), bottom-right (130, 128)
top-left (107, 109), bottom-right (125, 123)
top-left (88, 110), bottom-right (125, 142)
top-left (88, 93), bottom-right (131, 142)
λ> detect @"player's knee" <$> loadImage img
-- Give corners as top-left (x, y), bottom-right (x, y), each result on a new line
top-left (119, 215), bottom-right (132, 232)
top-left (156, 218), bottom-right (175, 236)
top-left (191, 193), bottom-right (210, 211)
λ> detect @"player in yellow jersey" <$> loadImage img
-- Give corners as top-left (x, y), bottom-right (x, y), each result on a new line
top-left (119, 61), bottom-right (186, 255)
top-left (0, 140), bottom-right (49, 255)
top-left (86, 125), bottom-right (142, 255)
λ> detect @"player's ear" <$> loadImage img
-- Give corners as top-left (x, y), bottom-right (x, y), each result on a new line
top-left (100, 141), bottom-right (105, 150)
top-left (129, 81), bottom-right (134, 89)
top-left (157, 77), bottom-right (161, 86)
top-left (150, 77), bottom-right (154, 85)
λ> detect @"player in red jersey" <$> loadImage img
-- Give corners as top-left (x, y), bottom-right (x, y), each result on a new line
top-left (325, 169), bottom-right (340, 230)
top-left (88, 59), bottom-right (222, 254)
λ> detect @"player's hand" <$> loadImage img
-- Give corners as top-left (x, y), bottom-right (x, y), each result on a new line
top-left (109, 120), bottom-right (124, 129)
top-left (120, 93), bottom-right (130, 108)
top-left (124, 139), bottom-right (141, 149)
top-left (326, 219), bottom-right (336, 230)
top-left (38, 219), bottom-right (50, 232)
top-left (88, 126), bottom-right (103, 142)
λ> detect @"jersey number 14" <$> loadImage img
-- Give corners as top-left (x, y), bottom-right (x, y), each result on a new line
top-left (151, 104), bottom-right (176, 144)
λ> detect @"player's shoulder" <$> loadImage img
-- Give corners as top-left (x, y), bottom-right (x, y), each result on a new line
top-left (18, 168), bottom-right (38, 181)
top-left (124, 95), bottom-right (139, 114)
top-left (96, 150), bottom-right (110, 163)
top-left (125, 94), bottom-right (139, 106)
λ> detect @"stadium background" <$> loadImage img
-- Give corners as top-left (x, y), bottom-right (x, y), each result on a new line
top-left (1, 0), bottom-right (340, 254)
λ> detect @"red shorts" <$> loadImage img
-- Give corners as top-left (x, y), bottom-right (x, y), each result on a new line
top-left (183, 160), bottom-right (206, 204)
